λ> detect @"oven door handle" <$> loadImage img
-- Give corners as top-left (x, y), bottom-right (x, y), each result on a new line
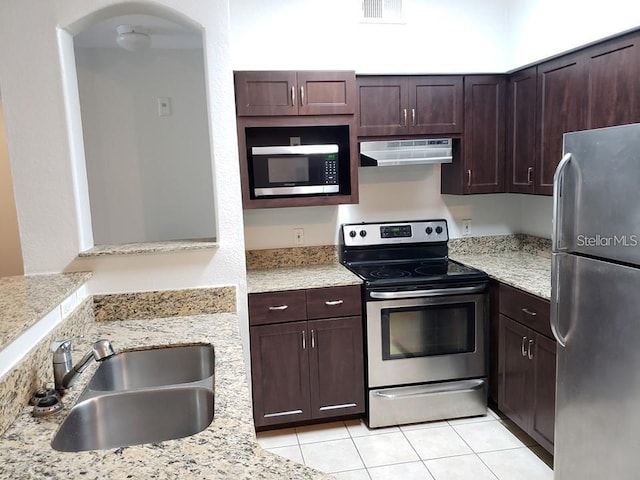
top-left (373, 379), bottom-right (486, 398)
top-left (369, 285), bottom-right (485, 300)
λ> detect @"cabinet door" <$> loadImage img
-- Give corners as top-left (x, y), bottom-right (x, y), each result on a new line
top-left (462, 75), bottom-right (505, 193)
top-left (297, 71), bottom-right (356, 116)
top-left (537, 55), bottom-right (586, 195)
top-left (250, 321), bottom-right (311, 427)
top-left (234, 71), bottom-right (298, 116)
top-left (356, 76), bottom-right (408, 136)
top-left (584, 32), bottom-right (640, 129)
top-left (308, 316), bottom-right (365, 419)
top-left (531, 333), bottom-right (556, 453)
top-left (498, 314), bottom-right (532, 432)
top-left (507, 67), bottom-right (537, 194)
top-left (409, 76), bottom-right (463, 135)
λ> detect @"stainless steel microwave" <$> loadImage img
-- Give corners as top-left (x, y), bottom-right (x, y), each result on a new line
top-left (250, 144), bottom-right (339, 197)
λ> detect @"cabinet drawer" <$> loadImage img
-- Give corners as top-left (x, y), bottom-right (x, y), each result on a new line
top-left (249, 291), bottom-right (307, 326)
top-left (499, 284), bottom-right (551, 338)
top-left (306, 285), bottom-right (362, 320)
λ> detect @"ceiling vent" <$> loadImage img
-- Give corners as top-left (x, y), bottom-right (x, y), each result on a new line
top-left (361, 0), bottom-right (404, 24)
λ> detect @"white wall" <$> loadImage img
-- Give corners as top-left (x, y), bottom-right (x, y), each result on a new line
top-left (76, 47), bottom-right (216, 244)
top-left (507, 0), bottom-right (640, 69)
top-left (0, 99), bottom-right (24, 276)
top-left (0, 0), bottom-right (248, 359)
top-left (244, 165), bottom-right (523, 249)
top-left (230, 0), bottom-right (512, 73)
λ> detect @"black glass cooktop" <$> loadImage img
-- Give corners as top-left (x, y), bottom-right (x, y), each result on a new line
top-left (345, 259), bottom-right (488, 288)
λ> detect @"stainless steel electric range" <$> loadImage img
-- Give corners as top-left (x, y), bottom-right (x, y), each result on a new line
top-left (339, 219), bottom-right (489, 428)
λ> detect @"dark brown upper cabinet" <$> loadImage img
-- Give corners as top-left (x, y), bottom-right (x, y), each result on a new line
top-left (506, 67), bottom-right (538, 194)
top-left (356, 75), bottom-right (463, 137)
top-left (441, 75), bottom-right (505, 194)
top-left (583, 32), bottom-right (640, 129)
top-left (234, 71), bottom-right (356, 117)
top-left (536, 53), bottom-right (587, 195)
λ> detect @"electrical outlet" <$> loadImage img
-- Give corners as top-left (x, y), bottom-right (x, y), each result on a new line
top-left (293, 228), bottom-right (304, 245)
top-left (462, 219), bottom-right (472, 237)
top-left (60, 293), bottom-right (77, 318)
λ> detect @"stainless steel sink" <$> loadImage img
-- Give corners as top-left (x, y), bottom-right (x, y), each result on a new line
top-left (51, 344), bottom-right (215, 452)
top-left (51, 387), bottom-right (214, 452)
top-left (88, 345), bottom-right (214, 391)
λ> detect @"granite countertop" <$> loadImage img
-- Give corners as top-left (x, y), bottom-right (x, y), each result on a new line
top-left (451, 251), bottom-right (551, 300)
top-left (247, 263), bottom-right (362, 294)
top-left (0, 314), bottom-right (328, 480)
top-left (0, 272), bottom-right (92, 351)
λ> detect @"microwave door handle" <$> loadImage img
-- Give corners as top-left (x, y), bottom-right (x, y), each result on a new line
top-left (369, 285), bottom-right (485, 300)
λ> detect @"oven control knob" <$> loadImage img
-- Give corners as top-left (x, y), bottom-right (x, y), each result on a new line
top-left (425, 227), bottom-right (433, 235)
top-left (359, 230), bottom-right (367, 238)
top-left (349, 230), bottom-right (357, 238)
top-left (435, 226), bottom-right (443, 234)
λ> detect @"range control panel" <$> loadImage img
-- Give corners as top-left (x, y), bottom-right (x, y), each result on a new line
top-left (342, 220), bottom-right (449, 247)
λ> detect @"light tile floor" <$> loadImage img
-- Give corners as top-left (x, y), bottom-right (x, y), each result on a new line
top-left (256, 409), bottom-right (554, 479)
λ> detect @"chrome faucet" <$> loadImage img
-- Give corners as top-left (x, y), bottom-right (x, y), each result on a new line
top-left (52, 339), bottom-right (115, 392)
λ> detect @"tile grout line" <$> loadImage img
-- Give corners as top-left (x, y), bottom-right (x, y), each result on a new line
top-left (448, 420), bottom-right (502, 480)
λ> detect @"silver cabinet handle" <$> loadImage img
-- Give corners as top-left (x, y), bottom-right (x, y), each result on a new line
top-left (325, 300), bottom-right (344, 306)
top-left (522, 308), bottom-right (537, 317)
top-left (302, 330), bottom-right (306, 350)
top-left (552, 153), bottom-right (572, 252)
top-left (527, 167), bottom-right (533, 184)
top-left (403, 108), bottom-right (408, 126)
top-left (268, 305), bottom-right (288, 311)
top-left (300, 85), bottom-right (305, 106)
top-left (521, 336), bottom-right (528, 357)
top-left (291, 85), bottom-right (296, 107)
top-left (311, 329), bottom-right (315, 349)
top-left (467, 169), bottom-right (472, 187)
top-left (411, 108), bottom-right (416, 126)
top-left (527, 339), bottom-right (534, 360)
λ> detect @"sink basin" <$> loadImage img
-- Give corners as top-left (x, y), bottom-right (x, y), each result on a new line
top-left (88, 344), bottom-right (214, 391)
top-left (51, 343), bottom-right (215, 452)
top-left (51, 387), bottom-right (214, 452)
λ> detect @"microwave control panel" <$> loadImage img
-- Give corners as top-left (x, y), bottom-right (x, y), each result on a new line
top-left (324, 158), bottom-right (338, 184)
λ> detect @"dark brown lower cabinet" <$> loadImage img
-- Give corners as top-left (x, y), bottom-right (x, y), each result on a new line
top-left (498, 314), bottom-right (556, 452)
top-left (251, 315), bottom-right (364, 428)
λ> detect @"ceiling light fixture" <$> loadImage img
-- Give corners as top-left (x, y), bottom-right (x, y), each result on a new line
top-left (115, 25), bottom-right (151, 51)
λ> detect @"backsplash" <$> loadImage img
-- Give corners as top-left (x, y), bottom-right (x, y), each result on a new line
top-left (246, 245), bottom-right (338, 270)
top-left (93, 286), bottom-right (236, 322)
top-left (449, 234), bottom-right (551, 258)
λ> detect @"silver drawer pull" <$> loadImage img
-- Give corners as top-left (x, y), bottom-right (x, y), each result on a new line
top-left (320, 403), bottom-right (357, 411)
top-left (268, 305), bottom-right (288, 311)
top-left (325, 300), bottom-right (344, 306)
top-left (522, 308), bottom-right (537, 317)
top-left (264, 409), bottom-right (302, 418)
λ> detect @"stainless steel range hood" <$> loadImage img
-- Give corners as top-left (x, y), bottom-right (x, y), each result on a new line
top-left (360, 138), bottom-right (453, 167)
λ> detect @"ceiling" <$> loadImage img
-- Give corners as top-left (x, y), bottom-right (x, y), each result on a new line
top-left (73, 14), bottom-right (202, 49)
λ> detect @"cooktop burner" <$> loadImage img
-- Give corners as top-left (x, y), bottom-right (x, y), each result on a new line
top-left (339, 219), bottom-right (488, 289)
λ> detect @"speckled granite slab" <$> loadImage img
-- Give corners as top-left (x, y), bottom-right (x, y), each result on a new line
top-left (0, 272), bottom-right (91, 351)
top-left (0, 298), bottom-right (93, 437)
top-left (78, 238), bottom-right (218, 257)
top-left (246, 245), bottom-right (338, 270)
top-left (248, 264), bottom-right (362, 294)
top-left (449, 234), bottom-right (551, 258)
top-left (0, 314), bottom-right (328, 479)
top-left (93, 286), bottom-right (236, 321)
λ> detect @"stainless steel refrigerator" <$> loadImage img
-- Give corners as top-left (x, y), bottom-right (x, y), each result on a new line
top-left (552, 123), bottom-right (640, 479)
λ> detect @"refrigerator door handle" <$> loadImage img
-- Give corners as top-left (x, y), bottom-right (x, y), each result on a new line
top-left (551, 253), bottom-right (568, 348)
top-left (552, 153), bottom-right (572, 252)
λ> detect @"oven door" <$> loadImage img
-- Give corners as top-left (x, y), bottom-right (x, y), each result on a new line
top-left (366, 290), bottom-right (486, 388)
